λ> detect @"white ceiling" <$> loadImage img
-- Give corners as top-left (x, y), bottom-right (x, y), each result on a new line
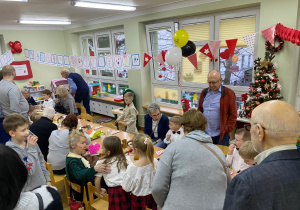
top-left (0, 0), bottom-right (219, 29)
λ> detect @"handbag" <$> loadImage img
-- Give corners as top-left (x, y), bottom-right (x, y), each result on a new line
top-left (69, 192), bottom-right (84, 210)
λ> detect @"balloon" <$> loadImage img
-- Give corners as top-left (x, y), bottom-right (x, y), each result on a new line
top-left (232, 55), bottom-right (239, 63)
top-left (9, 41), bottom-right (14, 47)
top-left (11, 48), bottom-right (16, 54)
top-left (173, 30), bottom-right (189, 48)
top-left (14, 41), bottom-right (21, 45)
top-left (220, 49), bottom-right (230, 60)
top-left (165, 47), bottom-right (182, 65)
top-left (181, 40), bottom-right (196, 57)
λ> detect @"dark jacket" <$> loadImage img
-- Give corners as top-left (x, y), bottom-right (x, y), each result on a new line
top-left (144, 114), bottom-right (169, 140)
top-left (30, 117), bottom-right (57, 161)
top-left (68, 72), bottom-right (89, 95)
top-left (223, 149), bottom-right (300, 210)
top-left (198, 85), bottom-right (237, 141)
top-left (27, 96), bottom-right (37, 106)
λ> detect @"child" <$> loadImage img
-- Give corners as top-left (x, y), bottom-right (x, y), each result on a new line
top-left (42, 89), bottom-right (55, 109)
top-left (115, 92), bottom-right (138, 134)
top-left (95, 136), bottom-right (131, 210)
top-left (239, 141), bottom-right (259, 167)
top-left (27, 105), bottom-right (37, 125)
top-left (164, 116), bottom-right (184, 145)
top-left (30, 112), bottom-right (42, 123)
top-left (122, 133), bottom-right (158, 210)
top-left (3, 113), bottom-right (51, 191)
top-left (226, 128), bottom-right (251, 172)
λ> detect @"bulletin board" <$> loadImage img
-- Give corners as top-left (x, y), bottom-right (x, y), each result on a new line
top-left (10, 60), bottom-right (33, 80)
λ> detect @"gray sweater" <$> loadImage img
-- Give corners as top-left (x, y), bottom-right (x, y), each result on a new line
top-left (6, 141), bottom-right (51, 191)
top-left (152, 130), bottom-right (231, 210)
top-left (59, 94), bottom-right (78, 114)
top-left (0, 79), bottom-right (29, 117)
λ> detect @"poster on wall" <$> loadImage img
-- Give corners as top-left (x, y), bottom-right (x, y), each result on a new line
top-left (34, 51), bottom-right (40, 63)
top-left (51, 54), bottom-right (57, 66)
top-left (90, 56), bottom-right (97, 70)
top-left (83, 56), bottom-right (90, 69)
top-left (70, 55), bottom-right (77, 68)
top-left (39, 52), bottom-right (45, 64)
top-left (131, 54), bottom-right (141, 69)
top-left (122, 54), bottom-right (131, 70)
top-left (29, 50), bottom-right (34, 61)
top-left (45, 53), bottom-right (51, 65)
top-left (105, 56), bottom-right (113, 70)
top-left (97, 56), bottom-right (105, 70)
top-left (57, 55), bottom-right (63, 67)
top-left (24, 49), bottom-right (29, 60)
top-left (63, 55), bottom-right (70, 68)
top-left (10, 60), bottom-right (33, 80)
top-left (77, 56), bottom-right (83, 69)
top-left (113, 55), bottom-right (122, 70)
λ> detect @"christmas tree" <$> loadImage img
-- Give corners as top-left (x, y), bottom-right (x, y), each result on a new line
top-left (242, 51), bottom-right (283, 118)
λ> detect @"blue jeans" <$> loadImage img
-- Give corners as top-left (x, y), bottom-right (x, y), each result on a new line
top-left (151, 137), bottom-right (167, 149)
top-left (211, 134), bottom-right (230, 146)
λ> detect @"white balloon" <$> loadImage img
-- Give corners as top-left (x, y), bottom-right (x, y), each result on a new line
top-left (165, 47), bottom-right (182, 65)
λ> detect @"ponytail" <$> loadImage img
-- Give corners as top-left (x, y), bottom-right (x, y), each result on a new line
top-left (132, 134), bottom-right (155, 168)
top-left (145, 138), bottom-right (155, 168)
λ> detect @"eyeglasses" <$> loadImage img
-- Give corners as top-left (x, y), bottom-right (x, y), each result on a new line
top-left (244, 123), bottom-right (266, 131)
top-left (151, 112), bottom-right (161, 118)
top-left (207, 78), bottom-right (221, 85)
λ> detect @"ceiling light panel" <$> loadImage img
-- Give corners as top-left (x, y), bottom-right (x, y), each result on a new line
top-left (73, 1), bottom-right (136, 11)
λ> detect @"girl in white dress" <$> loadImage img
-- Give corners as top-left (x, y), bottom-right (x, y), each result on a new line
top-left (122, 133), bottom-right (158, 210)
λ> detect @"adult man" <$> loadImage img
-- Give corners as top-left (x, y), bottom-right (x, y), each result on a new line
top-left (198, 70), bottom-right (237, 145)
top-left (30, 107), bottom-right (57, 161)
top-left (60, 68), bottom-right (90, 114)
top-left (0, 65), bottom-right (29, 144)
top-left (224, 100), bottom-right (300, 210)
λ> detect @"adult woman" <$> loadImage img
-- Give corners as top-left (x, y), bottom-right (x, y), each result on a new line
top-left (47, 114), bottom-right (91, 175)
top-left (0, 144), bottom-right (63, 210)
top-left (152, 109), bottom-right (231, 210)
top-left (55, 86), bottom-right (78, 115)
top-left (143, 103), bottom-right (169, 148)
top-left (66, 130), bottom-right (109, 201)
top-left (21, 88), bottom-right (37, 106)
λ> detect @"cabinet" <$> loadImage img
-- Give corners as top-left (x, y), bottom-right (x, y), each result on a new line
top-left (23, 85), bottom-right (45, 105)
top-left (90, 100), bottom-right (123, 117)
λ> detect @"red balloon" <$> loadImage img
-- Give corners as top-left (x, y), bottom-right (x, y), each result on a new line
top-left (11, 48), bottom-right (16, 54)
top-left (14, 41), bottom-right (21, 45)
top-left (14, 44), bottom-right (22, 51)
top-left (9, 41), bottom-right (14, 47)
top-left (220, 49), bottom-right (230, 60)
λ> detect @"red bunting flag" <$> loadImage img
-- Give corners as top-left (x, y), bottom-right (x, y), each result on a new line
top-left (143, 53), bottom-right (152, 67)
top-left (155, 51), bottom-right (165, 66)
top-left (210, 40), bottom-right (221, 58)
top-left (187, 53), bottom-right (198, 70)
top-left (226, 39), bottom-right (238, 57)
top-left (199, 43), bottom-right (214, 60)
top-left (261, 25), bottom-right (276, 46)
top-left (243, 33), bottom-right (256, 54)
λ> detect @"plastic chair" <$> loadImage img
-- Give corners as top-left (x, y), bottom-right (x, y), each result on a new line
top-left (122, 89), bottom-right (139, 129)
top-left (87, 182), bottom-right (109, 210)
top-left (216, 145), bottom-right (229, 156)
top-left (101, 122), bottom-right (117, 130)
top-left (64, 176), bottom-right (89, 209)
top-left (44, 161), bottom-right (65, 188)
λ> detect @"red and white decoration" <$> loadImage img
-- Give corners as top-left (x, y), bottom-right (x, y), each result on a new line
top-left (226, 39), bottom-right (238, 57)
top-left (199, 43), bottom-right (214, 60)
top-left (261, 25), bottom-right (276, 46)
top-left (243, 33), bottom-right (256, 54)
top-left (143, 53), bottom-right (152, 67)
top-left (187, 53), bottom-right (198, 70)
top-left (210, 40), bottom-right (221, 59)
top-left (154, 51), bottom-right (165, 66)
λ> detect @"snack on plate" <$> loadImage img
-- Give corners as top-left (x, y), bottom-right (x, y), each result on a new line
top-left (89, 130), bottom-right (105, 139)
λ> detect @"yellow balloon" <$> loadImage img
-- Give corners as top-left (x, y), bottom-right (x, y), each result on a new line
top-left (173, 30), bottom-right (189, 48)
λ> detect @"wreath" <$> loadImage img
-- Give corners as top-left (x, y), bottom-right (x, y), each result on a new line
top-left (265, 35), bottom-right (284, 53)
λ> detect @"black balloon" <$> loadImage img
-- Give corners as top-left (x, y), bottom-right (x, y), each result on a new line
top-left (181, 40), bottom-right (196, 57)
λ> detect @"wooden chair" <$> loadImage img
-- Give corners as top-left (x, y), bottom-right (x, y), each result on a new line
top-left (80, 112), bottom-right (93, 122)
top-left (76, 102), bottom-right (87, 114)
top-left (64, 176), bottom-right (89, 209)
top-left (44, 161), bottom-right (65, 188)
top-left (87, 182), bottom-right (109, 210)
top-left (216, 145), bottom-right (229, 156)
top-left (101, 122), bottom-right (117, 130)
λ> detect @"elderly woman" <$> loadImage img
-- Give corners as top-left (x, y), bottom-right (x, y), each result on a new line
top-left (143, 103), bottom-right (169, 148)
top-left (48, 114), bottom-right (91, 175)
top-left (152, 109), bottom-right (231, 209)
top-left (21, 88), bottom-right (37, 106)
top-left (66, 130), bottom-right (109, 202)
top-left (55, 86), bottom-right (78, 115)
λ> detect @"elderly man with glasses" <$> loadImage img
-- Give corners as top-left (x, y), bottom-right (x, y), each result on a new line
top-left (198, 70), bottom-right (237, 146)
top-left (224, 100), bottom-right (300, 210)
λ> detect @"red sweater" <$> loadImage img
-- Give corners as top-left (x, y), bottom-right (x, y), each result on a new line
top-left (197, 86), bottom-right (237, 142)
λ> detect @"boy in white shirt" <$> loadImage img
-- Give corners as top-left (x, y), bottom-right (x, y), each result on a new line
top-left (226, 128), bottom-right (251, 172)
top-left (42, 89), bottom-right (55, 109)
top-left (164, 116), bottom-right (184, 145)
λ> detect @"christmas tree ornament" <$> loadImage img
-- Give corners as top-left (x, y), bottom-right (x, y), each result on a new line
top-left (255, 80), bottom-right (259, 84)
top-left (260, 79), bottom-right (266, 84)
top-left (275, 88), bottom-right (280, 92)
top-left (257, 87), bottom-right (262, 92)
top-left (260, 59), bottom-right (269, 69)
top-left (272, 78), bottom-right (278, 82)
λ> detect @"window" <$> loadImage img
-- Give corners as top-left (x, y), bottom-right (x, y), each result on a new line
top-left (118, 83), bottom-right (129, 95)
top-left (146, 8), bottom-right (259, 108)
top-left (80, 28), bottom-right (127, 95)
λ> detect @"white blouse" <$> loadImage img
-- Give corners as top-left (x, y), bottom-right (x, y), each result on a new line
top-left (95, 156), bottom-right (132, 187)
top-left (122, 158), bottom-right (158, 196)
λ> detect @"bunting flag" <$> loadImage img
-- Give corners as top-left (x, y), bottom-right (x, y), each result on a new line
top-left (154, 51), bottom-right (165, 66)
top-left (210, 40), bottom-right (221, 58)
top-left (261, 25), bottom-right (276, 46)
top-left (226, 39), bottom-right (238, 57)
top-left (143, 53), bottom-right (152, 67)
top-left (243, 33), bottom-right (256, 54)
top-left (187, 53), bottom-right (198, 70)
top-left (199, 43), bottom-right (214, 60)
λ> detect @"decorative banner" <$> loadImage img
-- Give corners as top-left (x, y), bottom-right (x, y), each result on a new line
top-left (39, 52), bottom-right (45, 64)
top-left (34, 51), bottom-right (40, 63)
top-left (143, 53), bottom-right (152, 67)
top-left (90, 56), bottom-right (97, 70)
top-left (51, 54), bottom-right (57, 66)
top-left (69, 55), bottom-right (77, 68)
top-left (261, 25), bottom-right (275, 46)
top-left (122, 54), bottom-right (131, 69)
top-left (105, 56), bottom-right (113, 70)
top-left (226, 39), bottom-right (238, 57)
top-left (199, 43), bottom-right (214, 60)
top-left (57, 55), bottom-right (63, 67)
top-left (114, 55), bottom-right (122, 70)
top-left (45, 53), bottom-right (51, 65)
top-left (24, 49), bottom-right (29, 60)
top-left (131, 54), bottom-right (141, 69)
top-left (63, 55), bottom-right (70, 68)
top-left (187, 53), bottom-right (198, 70)
top-left (243, 33), bottom-right (256, 54)
top-left (210, 40), bottom-right (221, 58)
top-left (77, 56), bottom-right (83, 68)
top-left (155, 51), bottom-right (165, 66)
top-left (83, 56), bottom-right (90, 69)
top-left (97, 56), bottom-right (105, 70)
